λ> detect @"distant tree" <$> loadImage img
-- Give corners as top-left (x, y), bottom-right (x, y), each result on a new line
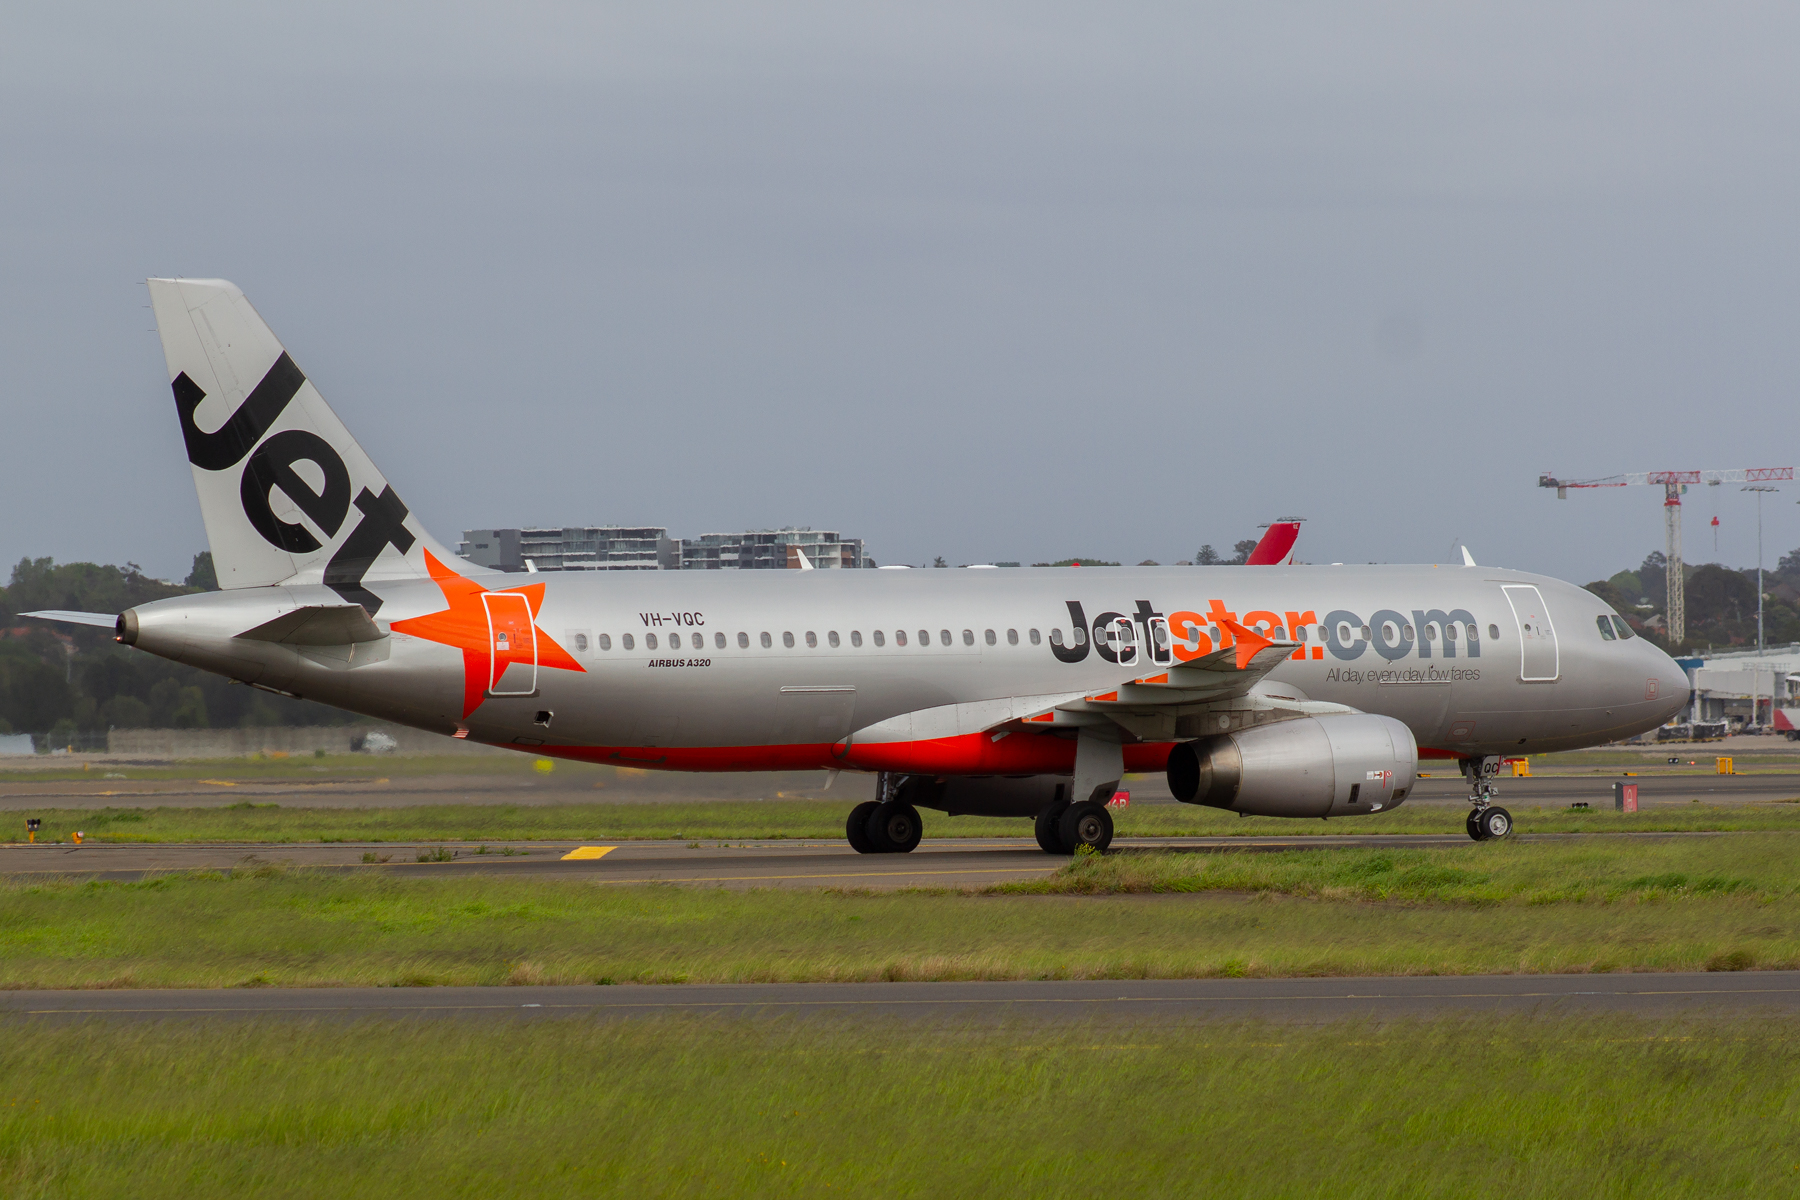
top-left (1049, 558), bottom-right (1120, 568)
top-left (1777, 547), bottom-right (1800, 581)
top-left (1195, 545), bottom-right (1221, 565)
top-left (933, 556), bottom-right (947, 568)
top-left (1584, 580), bottom-right (1628, 613)
top-left (1138, 559), bottom-right (1160, 566)
top-left (1685, 564), bottom-right (1757, 626)
top-left (185, 551), bottom-right (218, 591)
top-left (1229, 539), bottom-right (1258, 565)
top-left (1607, 570), bottom-right (1644, 603)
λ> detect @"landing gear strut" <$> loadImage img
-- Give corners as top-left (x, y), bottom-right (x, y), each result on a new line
top-left (1461, 756), bottom-right (1512, 841)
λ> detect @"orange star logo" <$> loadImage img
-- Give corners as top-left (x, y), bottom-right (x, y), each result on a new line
top-left (390, 549), bottom-right (585, 718)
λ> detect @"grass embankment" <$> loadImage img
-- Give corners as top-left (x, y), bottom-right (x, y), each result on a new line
top-left (14, 799), bottom-right (1800, 844)
top-left (2, 1015), bottom-right (1796, 1198)
top-left (9, 838), bottom-right (1800, 987)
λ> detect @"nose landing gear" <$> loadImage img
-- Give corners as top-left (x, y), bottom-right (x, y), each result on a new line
top-left (1461, 756), bottom-right (1512, 841)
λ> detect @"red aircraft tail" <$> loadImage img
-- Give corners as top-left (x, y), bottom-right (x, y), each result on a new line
top-left (1245, 520), bottom-right (1303, 565)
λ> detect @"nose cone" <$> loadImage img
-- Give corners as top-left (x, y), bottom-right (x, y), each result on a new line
top-left (1636, 639), bottom-right (1691, 728)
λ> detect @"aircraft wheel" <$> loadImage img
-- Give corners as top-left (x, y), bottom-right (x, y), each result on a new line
top-left (1058, 801), bottom-right (1113, 854)
top-left (1034, 803), bottom-right (1071, 854)
top-left (868, 801), bottom-right (923, 854)
top-left (1465, 809), bottom-right (1486, 842)
top-left (846, 801), bottom-right (880, 854)
top-left (1475, 806), bottom-right (1513, 841)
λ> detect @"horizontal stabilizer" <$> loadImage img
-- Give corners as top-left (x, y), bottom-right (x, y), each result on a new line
top-left (235, 605), bottom-right (385, 646)
top-left (22, 610), bottom-right (118, 629)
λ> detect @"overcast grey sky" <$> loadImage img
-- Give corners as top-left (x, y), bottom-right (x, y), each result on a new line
top-left (4, 2), bottom-right (1798, 582)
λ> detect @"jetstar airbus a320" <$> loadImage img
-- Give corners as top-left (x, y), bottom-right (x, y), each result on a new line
top-left (29, 279), bottom-right (1692, 851)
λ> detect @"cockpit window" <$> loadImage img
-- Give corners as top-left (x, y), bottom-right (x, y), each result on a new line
top-left (1595, 615), bottom-right (1616, 641)
top-left (1612, 615), bottom-right (1634, 640)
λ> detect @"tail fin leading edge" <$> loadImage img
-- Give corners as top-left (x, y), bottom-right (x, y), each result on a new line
top-left (147, 278), bottom-right (462, 612)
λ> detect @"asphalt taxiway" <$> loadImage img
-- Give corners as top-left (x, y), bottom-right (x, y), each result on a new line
top-left (6, 973), bottom-right (1799, 1023)
top-left (1, 766), bottom-right (1796, 810)
top-left (0, 829), bottom-right (1768, 888)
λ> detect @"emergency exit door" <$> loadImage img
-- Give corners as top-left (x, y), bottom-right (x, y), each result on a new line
top-left (483, 591), bottom-right (538, 696)
top-left (1501, 584), bottom-right (1559, 682)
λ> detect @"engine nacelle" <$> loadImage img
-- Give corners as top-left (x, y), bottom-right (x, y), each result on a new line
top-left (1166, 713), bottom-right (1417, 818)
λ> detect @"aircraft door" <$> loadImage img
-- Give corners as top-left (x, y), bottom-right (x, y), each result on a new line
top-left (1146, 616), bottom-right (1172, 665)
top-left (1501, 584), bottom-right (1559, 682)
top-left (483, 591), bottom-right (538, 696)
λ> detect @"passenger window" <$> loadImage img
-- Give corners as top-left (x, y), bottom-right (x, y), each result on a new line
top-left (1484, 624), bottom-right (1496, 641)
top-left (850, 631), bottom-right (862, 647)
top-left (919, 630), bottom-right (930, 646)
top-left (1029, 629), bottom-right (1040, 645)
top-left (1050, 629), bottom-right (1065, 647)
top-left (1360, 625), bottom-right (1371, 642)
top-left (622, 633), bottom-right (635, 650)
top-left (760, 632), bottom-right (772, 649)
top-left (874, 630), bottom-right (886, 646)
top-left (896, 630), bottom-right (907, 646)
top-left (574, 633), bottom-right (589, 652)
top-left (784, 632), bottom-right (796, 648)
top-left (941, 630), bottom-right (953, 646)
top-left (1006, 629), bottom-right (1018, 645)
top-left (1073, 627), bottom-right (1087, 646)
top-left (1423, 623), bottom-right (1437, 641)
top-left (1316, 625), bottom-right (1328, 642)
top-left (738, 632), bottom-right (749, 649)
top-left (962, 629), bottom-right (974, 646)
top-left (1595, 615), bottom-right (1616, 641)
top-left (1613, 616), bottom-right (1634, 640)
top-left (692, 632), bottom-right (703, 649)
top-left (829, 631), bottom-right (841, 648)
top-left (715, 632), bottom-right (726, 649)
top-left (1401, 624), bottom-right (1413, 640)
top-left (1444, 623), bottom-right (1457, 641)
top-left (646, 632), bottom-right (658, 650)
top-left (598, 633), bottom-right (612, 651)
top-left (805, 631), bottom-right (818, 648)
top-left (1296, 625), bottom-right (1308, 642)
top-left (1337, 623), bottom-right (1352, 643)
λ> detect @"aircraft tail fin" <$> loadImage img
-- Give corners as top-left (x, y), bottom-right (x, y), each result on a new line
top-left (147, 278), bottom-right (466, 612)
top-left (1245, 520), bottom-right (1302, 566)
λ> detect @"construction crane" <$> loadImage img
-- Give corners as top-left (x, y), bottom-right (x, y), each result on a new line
top-left (1538, 467), bottom-right (1793, 644)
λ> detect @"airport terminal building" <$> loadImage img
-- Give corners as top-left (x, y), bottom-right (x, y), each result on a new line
top-left (458, 526), bottom-right (868, 572)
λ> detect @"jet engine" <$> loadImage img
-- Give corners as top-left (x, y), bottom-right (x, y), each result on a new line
top-left (1166, 713), bottom-right (1417, 818)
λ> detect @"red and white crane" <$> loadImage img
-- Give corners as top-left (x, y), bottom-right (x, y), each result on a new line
top-left (1539, 467), bottom-right (1792, 644)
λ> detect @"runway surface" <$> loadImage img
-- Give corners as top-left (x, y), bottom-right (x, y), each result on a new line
top-left (6, 973), bottom-right (1798, 1023)
top-left (0, 828), bottom-right (1766, 888)
top-left (1, 767), bottom-right (1796, 810)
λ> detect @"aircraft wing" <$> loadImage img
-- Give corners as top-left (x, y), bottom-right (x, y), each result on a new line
top-left (1031, 618), bottom-right (1352, 741)
top-left (22, 610), bottom-right (118, 628)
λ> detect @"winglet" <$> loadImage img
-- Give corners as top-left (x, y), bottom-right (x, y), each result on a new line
top-left (1217, 617), bottom-right (1273, 670)
top-left (1460, 546), bottom-right (1477, 567)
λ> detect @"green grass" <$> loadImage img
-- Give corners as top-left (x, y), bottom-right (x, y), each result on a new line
top-left (9, 837), bottom-right (1800, 987)
top-left (11, 798), bottom-right (1800, 845)
top-left (2, 1014), bottom-right (1798, 1198)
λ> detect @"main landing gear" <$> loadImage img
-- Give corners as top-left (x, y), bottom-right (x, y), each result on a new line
top-left (1461, 755), bottom-right (1512, 842)
top-left (847, 777), bottom-right (924, 854)
top-left (1034, 793), bottom-right (1114, 855)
